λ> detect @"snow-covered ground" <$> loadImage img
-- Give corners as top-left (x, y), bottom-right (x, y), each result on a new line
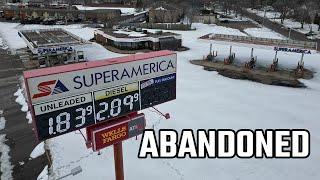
top-left (46, 24), bottom-right (320, 180)
top-left (197, 24), bottom-right (248, 37)
top-left (247, 8), bottom-right (281, 19)
top-left (244, 27), bottom-right (287, 39)
top-left (0, 35), bottom-right (9, 50)
top-left (1, 21), bottom-right (320, 179)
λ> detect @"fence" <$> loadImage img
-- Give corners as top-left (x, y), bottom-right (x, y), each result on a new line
top-left (208, 34), bottom-right (318, 50)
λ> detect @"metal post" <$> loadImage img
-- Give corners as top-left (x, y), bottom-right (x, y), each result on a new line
top-left (289, 28), bottom-right (292, 39)
top-left (251, 48), bottom-right (253, 58)
top-left (300, 53), bottom-right (304, 63)
top-left (114, 142), bottom-right (124, 180)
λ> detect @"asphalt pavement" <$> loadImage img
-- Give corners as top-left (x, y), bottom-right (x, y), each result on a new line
top-left (0, 49), bottom-right (47, 180)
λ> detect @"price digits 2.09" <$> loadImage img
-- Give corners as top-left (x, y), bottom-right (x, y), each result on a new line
top-left (95, 92), bottom-right (140, 122)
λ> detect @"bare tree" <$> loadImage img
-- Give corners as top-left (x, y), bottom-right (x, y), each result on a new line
top-left (185, 7), bottom-right (196, 25)
top-left (306, 0), bottom-right (318, 32)
top-left (293, 1), bottom-right (310, 29)
top-left (273, 0), bottom-right (291, 24)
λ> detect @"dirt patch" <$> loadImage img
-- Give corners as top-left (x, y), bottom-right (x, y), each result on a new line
top-left (190, 60), bottom-right (313, 88)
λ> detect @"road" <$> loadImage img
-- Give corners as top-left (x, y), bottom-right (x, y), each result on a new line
top-left (0, 48), bottom-right (47, 180)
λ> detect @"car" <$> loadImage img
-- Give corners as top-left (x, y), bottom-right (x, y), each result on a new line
top-left (56, 20), bottom-right (66, 25)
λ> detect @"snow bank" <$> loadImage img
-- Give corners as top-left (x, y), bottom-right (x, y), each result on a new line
top-left (0, 117), bottom-right (5, 130)
top-left (0, 36), bottom-right (9, 50)
top-left (14, 88), bottom-right (33, 124)
top-left (14, 88), bottom-right (28, 113)
top-left (30, 142), bottom-right (45, 159)
top-left (0, 135), bottom-right (13, 180)
top-left (37, 165), bottom-right (48, 180)
top-left (0, 110), bottom-right (5, 130)
top-left (26, 111), bottom-right (32, 124)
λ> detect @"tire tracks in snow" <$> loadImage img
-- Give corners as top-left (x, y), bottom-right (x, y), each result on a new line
top-left (146, 109), bottom-right (185, 180)
top-left (161, 160), bottom-right (185, 180)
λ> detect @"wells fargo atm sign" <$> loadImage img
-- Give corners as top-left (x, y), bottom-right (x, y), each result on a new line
top-left (91, 113), bottom-right (146, 151)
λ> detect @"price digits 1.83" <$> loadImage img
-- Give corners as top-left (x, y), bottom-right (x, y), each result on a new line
top-left (48, 105), bottom-right (93, 136)
top-left (96, 92), bottom-right (139, 122)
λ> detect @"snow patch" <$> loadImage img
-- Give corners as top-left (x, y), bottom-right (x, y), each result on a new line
top-left (0, 135), bottom-right (13, 180)
top-left (114, 30), bottom-right (147, 37)
top-left (0, 36), bottom-right (9, 50)
top-left (155, 7), bottom-right (166, 10)
top-left (0, 117), bottom-right (5, 131)
top-left (244, 27), bottom-right (286, 40)
top-left (30, 142), bottom-right (45, 159)
top-left (14, 88), bottom-right (28, 112)
top-left (0, 111), bottom-right (5, 130)
top-left (37, 165), bottom-right (48, 180)
top-left (26, 111), bottom-right (32, 124)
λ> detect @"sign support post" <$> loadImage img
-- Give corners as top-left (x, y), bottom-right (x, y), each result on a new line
top-left (114, 142), bottom-right (124, 180)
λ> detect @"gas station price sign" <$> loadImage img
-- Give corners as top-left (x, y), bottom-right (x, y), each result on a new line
top-left (24, 51), bottom-right (177, 141)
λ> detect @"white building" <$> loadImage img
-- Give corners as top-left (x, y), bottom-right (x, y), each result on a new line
top-left (19, 28), bottom-right (89, 67)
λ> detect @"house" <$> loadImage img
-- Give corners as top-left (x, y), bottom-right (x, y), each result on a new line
top-left (148, 3), bottom-right (183, 23)
top-left (193, 8), bottom-right (218, 24)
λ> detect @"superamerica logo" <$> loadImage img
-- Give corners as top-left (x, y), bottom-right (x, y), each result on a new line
top-left (32, 80), bottom-right (69, 99)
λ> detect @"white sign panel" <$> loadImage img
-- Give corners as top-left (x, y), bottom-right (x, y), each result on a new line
top-left (27, 53), bottom-right (176, 104)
